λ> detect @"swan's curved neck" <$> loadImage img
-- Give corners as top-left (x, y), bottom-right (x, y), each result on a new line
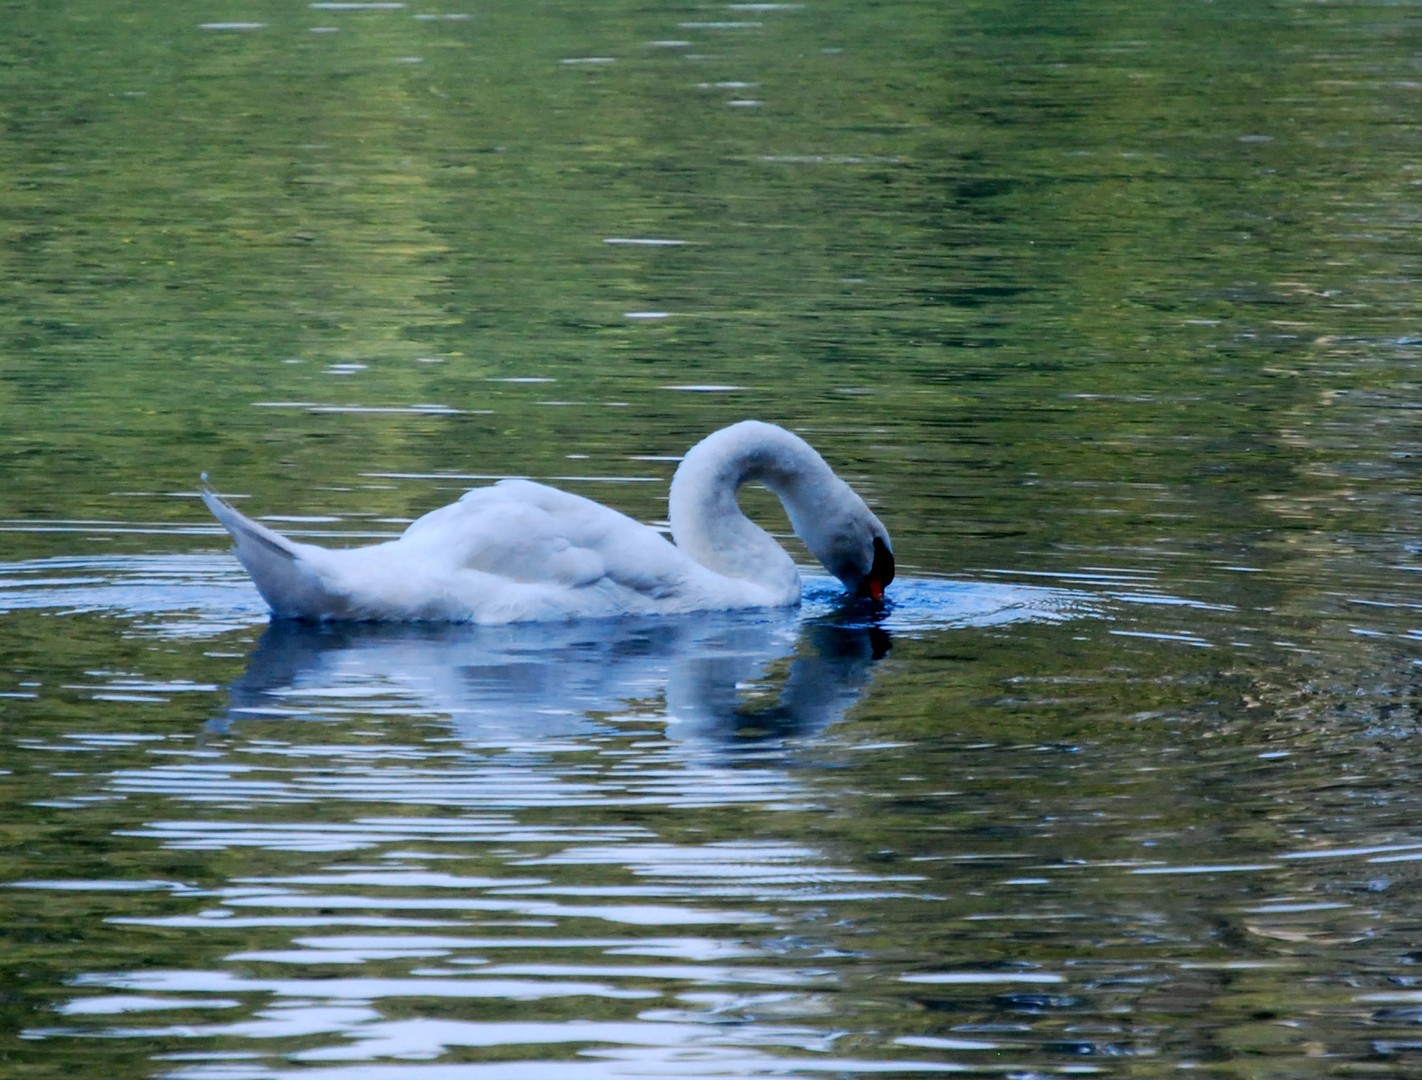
top-left (667, 421), bottom-right (842, 598)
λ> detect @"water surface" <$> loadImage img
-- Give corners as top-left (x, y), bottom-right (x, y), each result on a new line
top-left (3, 0), bottom-right (1422, 1076)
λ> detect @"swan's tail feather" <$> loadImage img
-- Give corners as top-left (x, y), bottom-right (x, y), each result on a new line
top-left (202, 479), bottom-right (328, 618)
top-left (202, 484), bottom-right (298, 560)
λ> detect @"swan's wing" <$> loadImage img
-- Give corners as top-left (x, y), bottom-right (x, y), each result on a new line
top-left (401, 479), bottom-right (691, 597)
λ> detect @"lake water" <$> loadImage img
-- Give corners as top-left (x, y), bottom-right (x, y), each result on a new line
top-left (3, 0), bottom-right (1422, 1076)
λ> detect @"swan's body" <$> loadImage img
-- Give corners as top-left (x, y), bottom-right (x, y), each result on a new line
top-left (203, 420), bottom-right (894, 623)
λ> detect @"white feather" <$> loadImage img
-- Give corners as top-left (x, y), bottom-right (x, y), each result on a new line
top-left (204, 421), bottom-right (893, 623)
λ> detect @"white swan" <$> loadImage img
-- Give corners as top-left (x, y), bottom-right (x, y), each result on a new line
top-left (202, 420), bottom-right (894, 623)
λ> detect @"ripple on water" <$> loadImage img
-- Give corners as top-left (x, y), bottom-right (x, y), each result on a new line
top-left (0, 549), bottom-right (1107, 642)
top-left (1, 549), bottom-right (1224, 1075)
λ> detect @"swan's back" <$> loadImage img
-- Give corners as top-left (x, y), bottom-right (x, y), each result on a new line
top-left (403, 480), bottom-right (707, 596)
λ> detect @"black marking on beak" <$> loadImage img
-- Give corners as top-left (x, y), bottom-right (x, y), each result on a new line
top-left (858, 536), bottom-right (895, 601)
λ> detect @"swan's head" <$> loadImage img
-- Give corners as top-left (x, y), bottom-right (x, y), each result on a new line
top-left (800, 490), bottom-right (896, 602)
top-left (834, 525), bottom-right (896, 602)
top-left (859, 534), bottom-right (897, 602)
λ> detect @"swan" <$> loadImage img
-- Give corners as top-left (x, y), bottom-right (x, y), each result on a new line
top-left (202, 420), bottom-right (894, 623)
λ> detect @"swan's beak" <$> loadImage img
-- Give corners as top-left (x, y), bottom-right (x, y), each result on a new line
top-left (858, 536), bottom-right (895, 601)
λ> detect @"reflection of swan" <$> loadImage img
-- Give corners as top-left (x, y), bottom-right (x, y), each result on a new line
top-left (202, 421), bottom-right (895, 623)
top-left (664, 620), bottom-right (889, 743)
top-left (215, 607), bottom-right (889, 745)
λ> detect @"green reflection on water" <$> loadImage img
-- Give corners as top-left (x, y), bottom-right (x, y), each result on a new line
top-left (2, 0), bottom-right (1422, 1074)
top-left (2, 0), bottom-right (1416, 581)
